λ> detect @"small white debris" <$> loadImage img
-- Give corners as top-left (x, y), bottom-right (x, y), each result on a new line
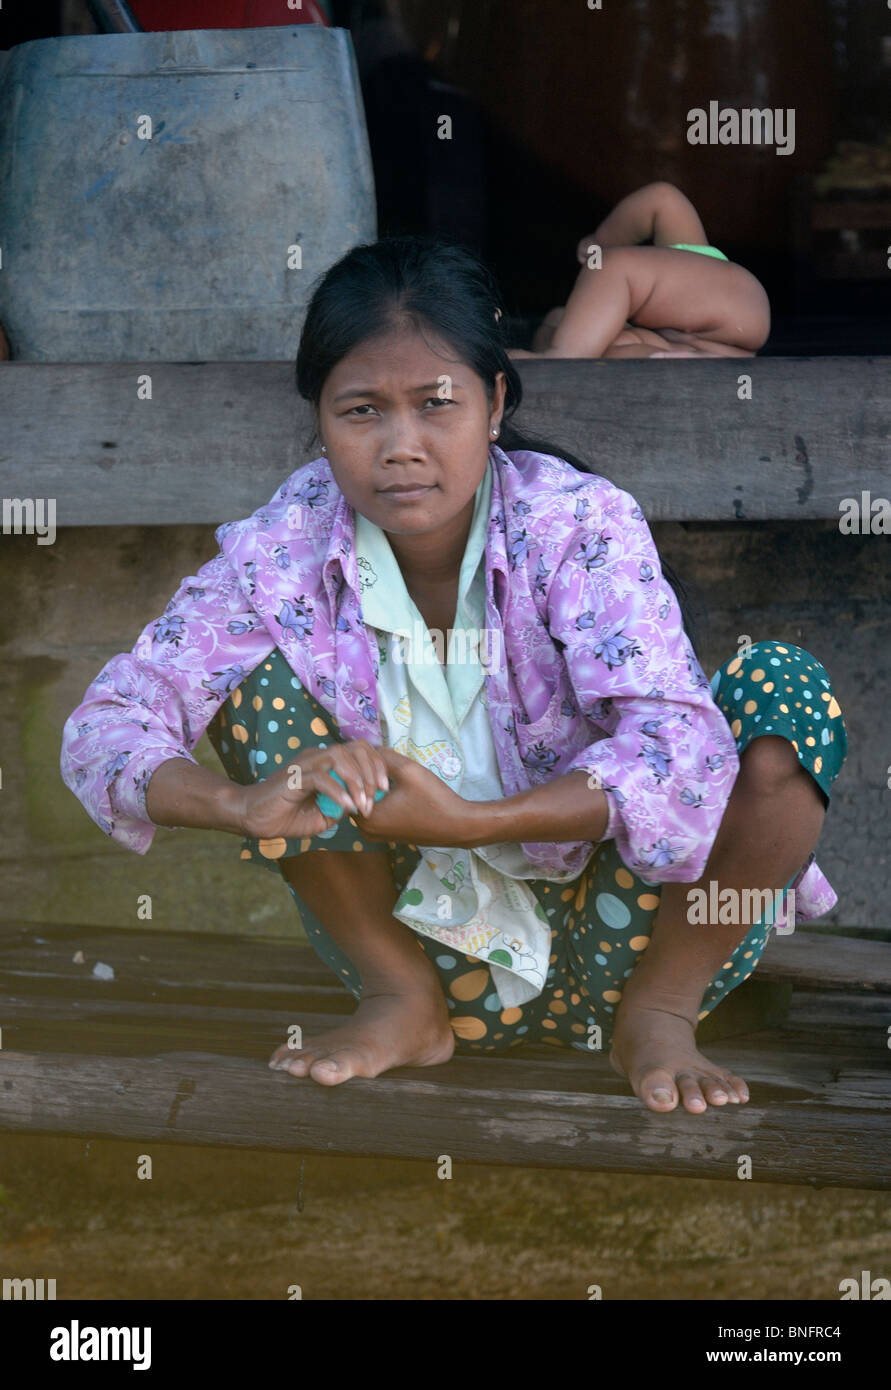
top-left (72, 950), bottom-right (85, 965)
top-left (92, 961), bottom-right (115, 981)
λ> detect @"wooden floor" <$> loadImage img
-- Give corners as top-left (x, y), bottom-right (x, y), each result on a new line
top-left (0, 922), bottom-right (889, 1190)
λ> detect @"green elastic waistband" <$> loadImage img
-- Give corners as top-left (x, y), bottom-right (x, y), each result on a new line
top-left (669, 243), bottom-right (728, 261)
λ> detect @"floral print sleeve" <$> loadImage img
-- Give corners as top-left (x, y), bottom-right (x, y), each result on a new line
top-left (549, 479), bottom-right (741, 884)
top-left (59, 544), bottom-right (276, 855)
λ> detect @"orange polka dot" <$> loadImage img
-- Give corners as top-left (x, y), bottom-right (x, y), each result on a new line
top-left (272, 697), bottom-right (286, 709)
top-left (541, 1018), bottom-right (558, 1030)
top-left (751, 668), bottom-right (765, 682)
top-left (310, 716), bottom-right (329, 735)
top-left (615, 868), bottom-right (634, 889)
top-left (570, 1023), bottom-right (586, 1034)
top-left (826, 697), bottom-right (842, 718)
top-left (231, 688), bottom-right (242, 709)
top-left (232, 723), bottom-right (248, 743)
top-left (450, 969), bottom-right (489, 1001)
top-left (744, 700), bottom-right (758, 715)
top-left (774, 645), bottom-right (788, 653)
top-left (602, 989), bottom-right (622, 1004)
top-left (287, 737), bottom-right (301, 749)
top-left (762, 682), bottom-right (774, 693)
top-left (450, 1016), bottom-right (487, 1041)
top-left (629, 935), bottom-right (650, 951)
top-left (814, 756), bottom-right (823, 774)
top-left (726, 657), bottom-right (743, 676)
top-left (599, 941), bottom-right (612, 952)
top-left (500, 1006), bottom-right (523, 1025)
top-left (252, 695), bottom-right (263, 711)
top-left (258, 838), bottom-right (287, 859)
top-left (549, 1000), bottom-right (568, 1015)
top-left (730, 719), bottom-right (742, 737)
top-left (637, 894), bottom-right (660, 912)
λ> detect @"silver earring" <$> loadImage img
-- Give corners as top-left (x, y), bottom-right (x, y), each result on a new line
top-left (321, 445), bottom-right (327, 454)
top-left (491, 428), bottom-right (499, 437)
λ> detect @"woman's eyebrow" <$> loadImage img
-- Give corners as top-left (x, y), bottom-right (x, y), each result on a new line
top-left (331, 381), bottom-right (464, 403)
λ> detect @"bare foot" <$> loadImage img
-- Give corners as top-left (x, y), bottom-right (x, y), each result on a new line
top-left (267, 988), bottom-right (455, 1086)
top-left (609, 1004), bottom-right (750, 1114)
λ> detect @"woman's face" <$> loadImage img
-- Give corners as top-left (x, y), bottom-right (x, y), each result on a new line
top-left (315, 323), bottom-right (506, 537)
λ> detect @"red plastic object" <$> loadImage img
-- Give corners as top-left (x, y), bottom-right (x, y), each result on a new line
top-left (128, 0), bottom-right (329, 29)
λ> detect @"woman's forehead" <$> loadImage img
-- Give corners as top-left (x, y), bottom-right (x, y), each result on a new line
top-left (322, 332), bottom-right (479, 395)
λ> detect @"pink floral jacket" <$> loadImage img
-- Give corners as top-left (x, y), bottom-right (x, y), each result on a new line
top-left (59, 443), bottom-right (835, 915)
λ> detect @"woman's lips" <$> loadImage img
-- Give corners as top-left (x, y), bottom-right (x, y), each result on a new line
top-left (378, 485), bottom-right (435, 502)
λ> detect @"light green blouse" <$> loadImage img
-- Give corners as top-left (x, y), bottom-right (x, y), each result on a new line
top-left (354, 459), bottom-right (580, 1008)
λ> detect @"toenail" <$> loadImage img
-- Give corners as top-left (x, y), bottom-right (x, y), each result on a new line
top-left (652, 1088), bottom-right (672, 1103)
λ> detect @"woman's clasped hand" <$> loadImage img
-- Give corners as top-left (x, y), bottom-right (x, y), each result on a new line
top-left (237, 739), bottom-right (479, 848)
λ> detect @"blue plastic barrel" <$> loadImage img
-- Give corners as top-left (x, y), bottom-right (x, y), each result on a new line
top-left (0, 26), bottom-right (376, 360)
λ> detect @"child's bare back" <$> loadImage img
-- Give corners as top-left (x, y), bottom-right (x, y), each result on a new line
top-left (512, 182), bottom-right (770, 361)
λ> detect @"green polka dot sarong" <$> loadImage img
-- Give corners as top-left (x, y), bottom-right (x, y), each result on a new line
top-left (205, 640), bottom-right (847, 1054)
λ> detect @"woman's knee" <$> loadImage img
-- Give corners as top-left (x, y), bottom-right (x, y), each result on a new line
top-left (712, 638), bottom-right (847, 802)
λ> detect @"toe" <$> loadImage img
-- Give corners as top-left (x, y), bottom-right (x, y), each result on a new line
top-left (675, 1071), bottom-right (708, 1114)
top-left (637, 1067), bottom-right (679, 1112)
top-left (723, 1071), bottom-right (750, 1104)
top-left (308, 1047), bottom-right (366, 1085)
top-left (700, 1075), bottom-right (731, 1106)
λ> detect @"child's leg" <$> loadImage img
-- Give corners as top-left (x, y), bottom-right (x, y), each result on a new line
top-left (584, 181), bottom-right (707, 252)
top-left (547, 245), bottom-right (769, 357)
top-left (609, 641), bottom-right (847, 1114)
top-left (544, 248), bottom-right (638, 357)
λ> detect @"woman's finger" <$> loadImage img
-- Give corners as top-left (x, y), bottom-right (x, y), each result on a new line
top-left (346, 740), bottom-right (390, 797)
top-left (326, 747), bottom-right (371, 814)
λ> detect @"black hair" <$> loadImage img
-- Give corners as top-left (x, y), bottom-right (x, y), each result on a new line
top-left (295, 233), bottom-right (699, 655)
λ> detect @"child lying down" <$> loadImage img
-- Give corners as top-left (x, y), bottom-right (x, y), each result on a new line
top-left (509, 181), bottom-right (771, 361)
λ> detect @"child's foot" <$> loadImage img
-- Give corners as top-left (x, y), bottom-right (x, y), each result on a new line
top-left (268, 988), bottom-right (455, 1086)
top-left (608, 1003), bottom-right (750, 1114)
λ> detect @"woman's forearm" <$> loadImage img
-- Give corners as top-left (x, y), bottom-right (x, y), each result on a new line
top-left (465, 770), bottom-right (609, 848)
top-left (144, 756), bottom-right (247, 836)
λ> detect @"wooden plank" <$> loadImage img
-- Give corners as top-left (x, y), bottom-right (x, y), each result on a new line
top-left (758, 931), bottom-right (891, 992)
top-left (3, 922), bottom-right (888, 998)
top-left (1, 359), bottom-right (888, 523)
top-left (3, 992), bottom-right (887, 1099)
top-left (0, 1048), bottom-right (887, 1188)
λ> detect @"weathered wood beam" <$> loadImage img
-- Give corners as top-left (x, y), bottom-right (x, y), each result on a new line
top-left (1, 1048), bottom-right (887, 1188)
top-left (2, 923), bottom-right (888, 996)
top-left (1, 358), bottom-right (887, 523)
